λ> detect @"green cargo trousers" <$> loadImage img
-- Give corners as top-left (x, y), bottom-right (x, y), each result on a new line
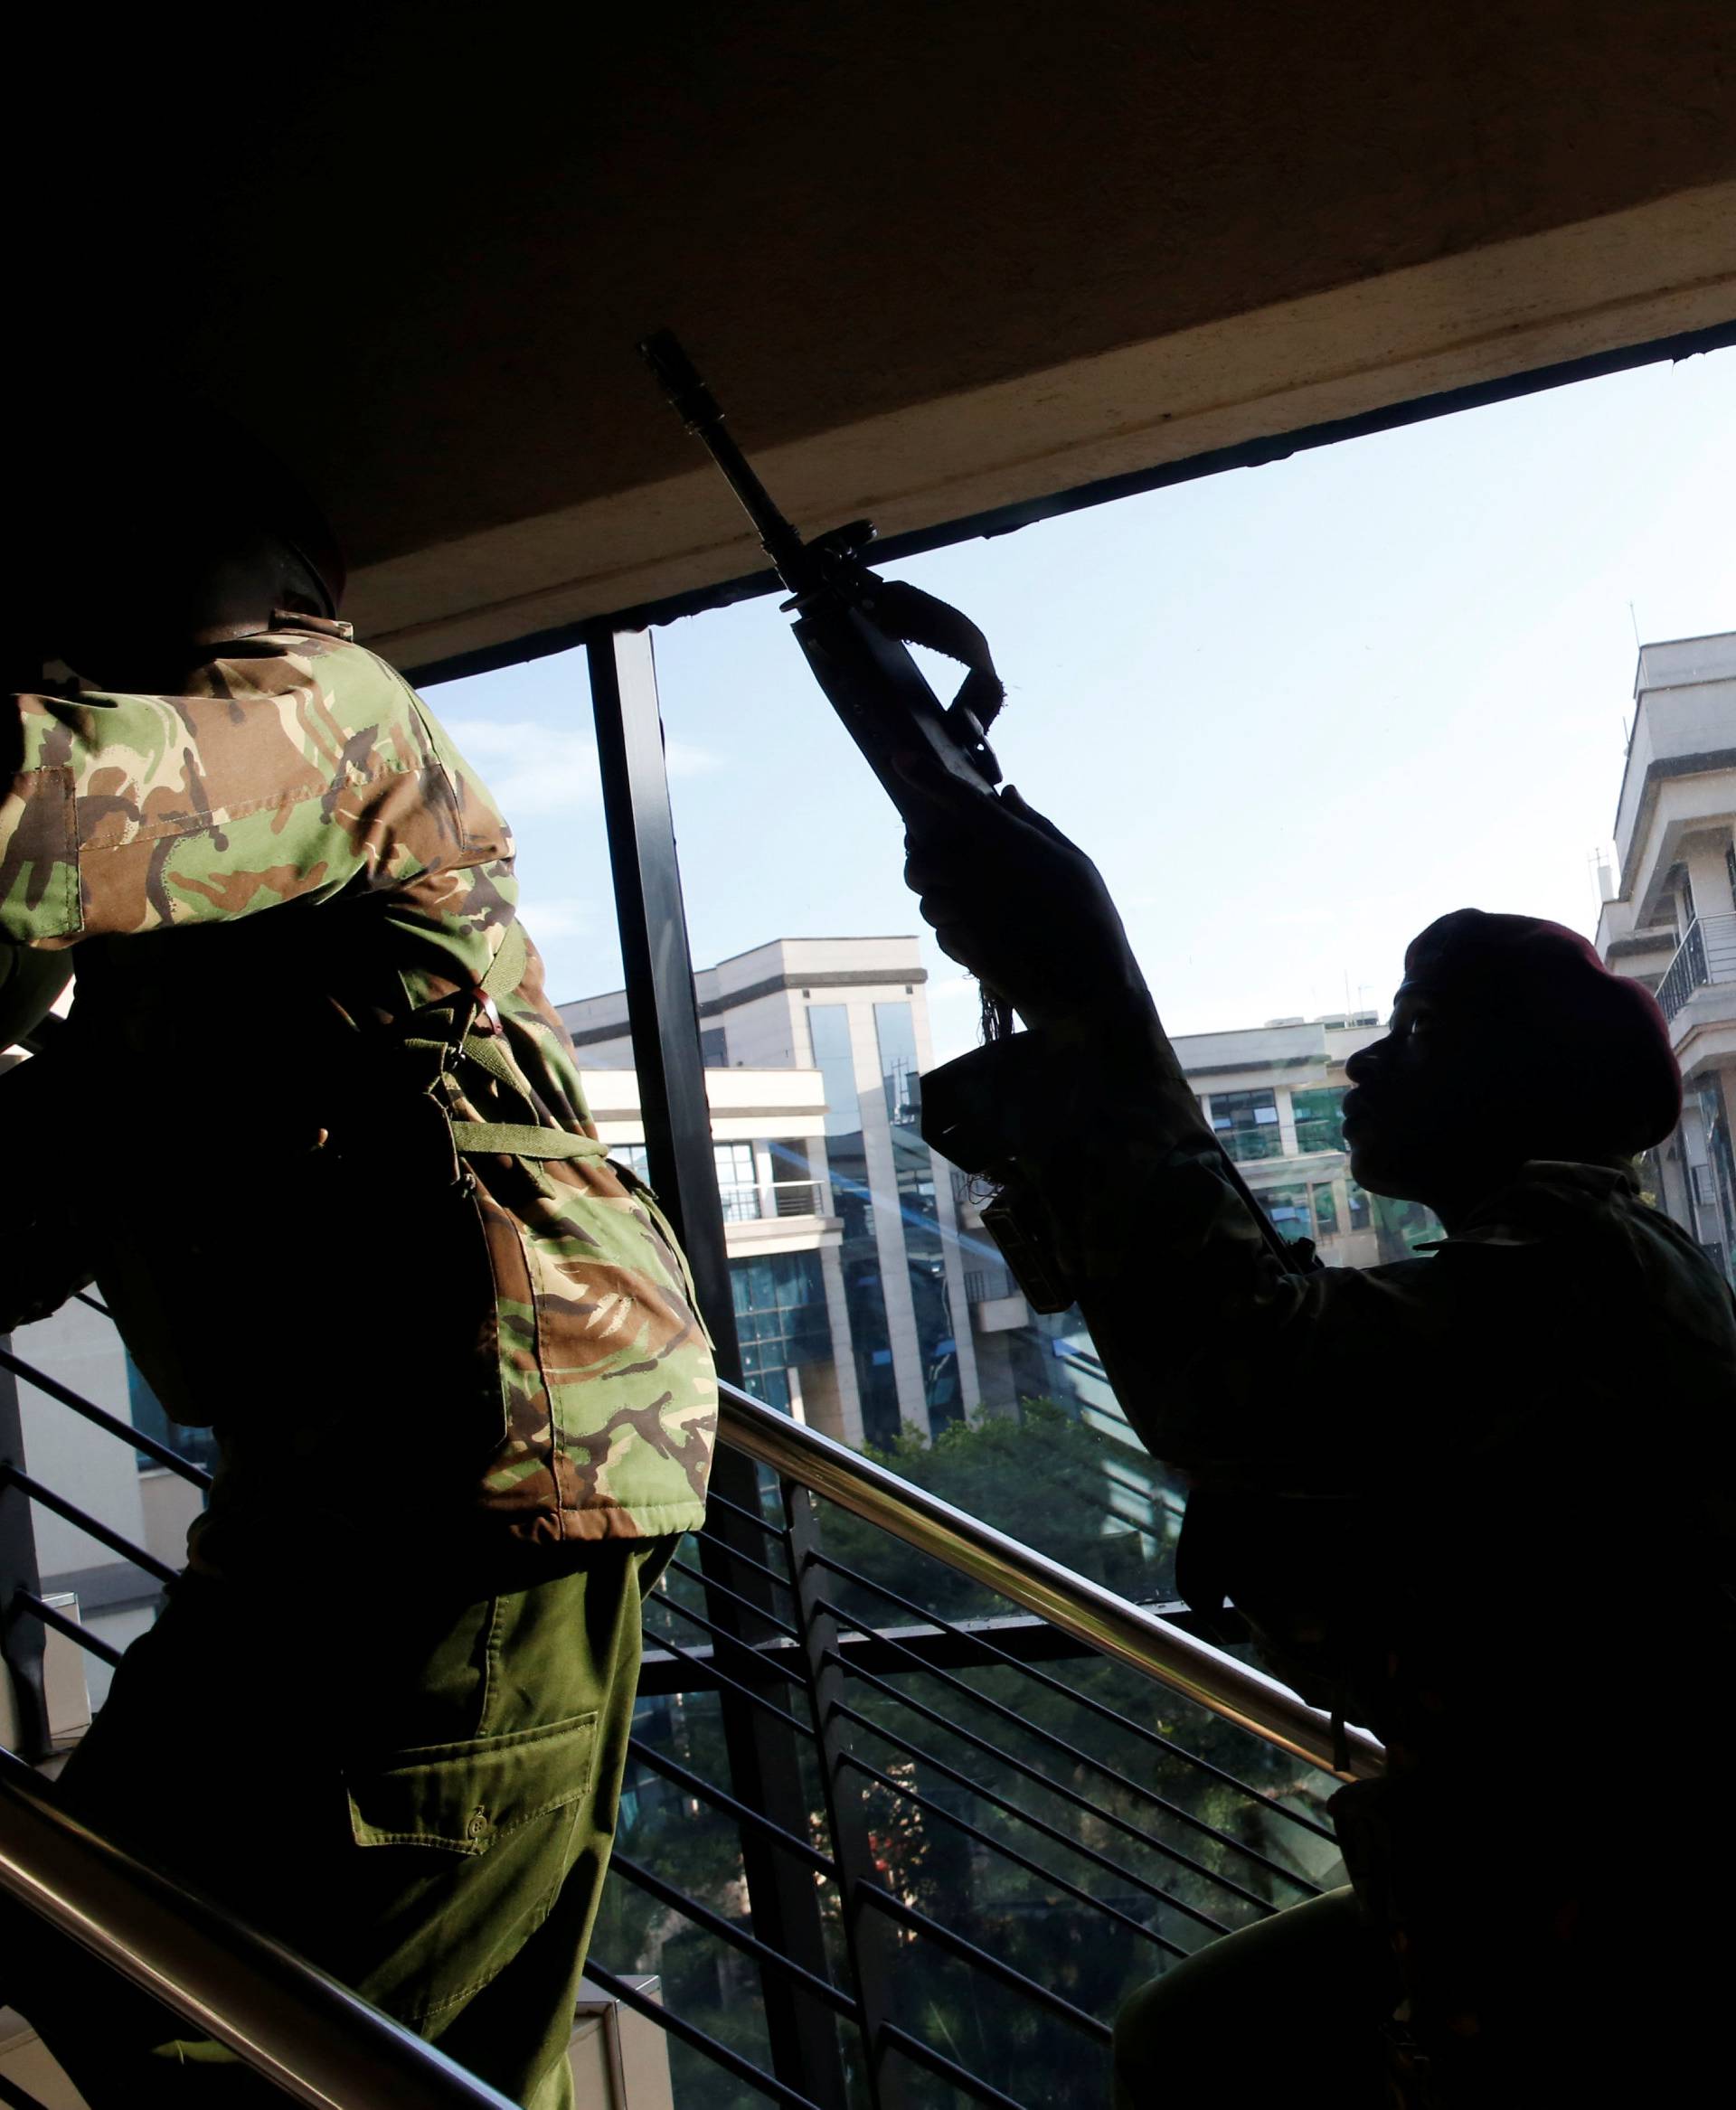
top-left (5, 1534), bottom-right (675, 2109)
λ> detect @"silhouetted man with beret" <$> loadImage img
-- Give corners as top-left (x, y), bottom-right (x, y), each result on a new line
top-left (902, 774), bottom-right (1736, 2106)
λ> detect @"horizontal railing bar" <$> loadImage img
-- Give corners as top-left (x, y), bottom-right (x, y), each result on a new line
top-left (819, 1589), bottom-right (1321, 1897)
top-left (609, 1853), bottom-right (859, 2021)
top-left (703, 1484), bottom-right (790, 1545)
top-left (835, 1711), bottom-right (1227, 1936)
top-left (719, 1381), bottom-right (1381, 1780)
top-left (14, 1591), bottom-right (126, 1671)
top-left (664, 1556), bottom-right (803, 1642)
top-left (0, 1348), bottom-right (212, 1490)
top-left (1, 1469), bottom-right (179, 1587)
top-left (638, 1625), bottom-right (817, 1741)
top-left (879, 2023), bottom-right (1032, 2110)
top-left (857, 1884), bottom-right (1113, 2043)
top-left (835, 1653), bottom-right (1270, 1917)
top-left (848, 1750), bottom-right (1185, 1959)
top-left (811, 1549), bottom-right (1336, 1844)
top-left (691, 1530), bottom-right (795, 1597)
top-left (626, 1738), bottom-right (837, 1878)
top-left (647, 1592), bottom-right (812, 1690)
top-left (582, 1963), bottom-right (824, 2110)
top-left (0, 1749), bottom-right (516, 2110)
top-left (72, 1291), bottom-right (112, 1320)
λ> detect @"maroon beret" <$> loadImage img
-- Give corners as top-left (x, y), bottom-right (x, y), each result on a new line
top-left (1401, 909), bottom-right (1682, 1153)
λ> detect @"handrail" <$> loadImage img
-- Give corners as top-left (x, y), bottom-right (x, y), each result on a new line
top-left (714, 1379), bottom-right (1383, 1782)
top-left (0, 1748), bottom-right (515, 2110)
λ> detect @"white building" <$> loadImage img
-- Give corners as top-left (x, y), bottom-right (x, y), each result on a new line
top-left (1596, 632), bottom-right (1736, 1278)
top-left (564, 939), bottom-right (989, 1452)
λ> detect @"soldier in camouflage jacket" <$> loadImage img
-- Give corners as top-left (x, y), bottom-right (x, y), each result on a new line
top-left (1, 425), bottom-right (713, 2105)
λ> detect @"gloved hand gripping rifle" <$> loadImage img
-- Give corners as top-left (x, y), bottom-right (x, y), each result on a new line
top-left (639, 331), bottom-right (1015, 1042)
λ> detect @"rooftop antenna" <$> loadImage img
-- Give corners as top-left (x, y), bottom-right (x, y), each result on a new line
top-left (1628, 600), bottom-right (1643, 650)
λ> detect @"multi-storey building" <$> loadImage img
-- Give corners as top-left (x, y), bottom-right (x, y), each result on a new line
top-left (1596, 632), bottom-right (1736, 1278)
top-left (563, 938), bottom-right (987, 1452)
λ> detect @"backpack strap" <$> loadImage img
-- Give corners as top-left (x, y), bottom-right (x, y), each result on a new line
top-left (448, 1120), bottom-right (609, 1161)
top-left (419, 920), bottom-right (612, 1162)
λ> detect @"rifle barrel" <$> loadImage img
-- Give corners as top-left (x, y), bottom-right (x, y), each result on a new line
top-left (638, 332), bottom-right (809, 583)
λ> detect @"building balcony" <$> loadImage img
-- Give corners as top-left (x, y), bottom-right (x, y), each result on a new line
top-left (1611, 634), bottom-right (1736, 909)
top-left (1657, 914), bottom-right (1736, 1033)
top-left (718, 1178), bottom-right (829, 1224)
top-left (964, 1264), bottom-right (1027, 1332)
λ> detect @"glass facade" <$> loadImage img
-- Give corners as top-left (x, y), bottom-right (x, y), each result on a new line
top-left (875, 1002), bottom-right (960, 1430)
top-left (1208, 1088), bottom-right (1283, 1162)
top-left (808, 1003), bottom-right (860, 1139)
top-left (1311, 1182), bottom-right (1340, 1239)
top-left (1259, 1185), bottom-right (1314, 1245)
top-left (729, 1249), bottom-right (833, 1414)
top-left (808, 1002), bottom-right (900, 1445)
top-left (1291, 1086), bottom-right (1347, 1156)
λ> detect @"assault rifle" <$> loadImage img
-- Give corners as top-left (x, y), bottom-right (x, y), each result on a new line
top-left (638, 330), bottom-right (1014, 1042)
top-left (640, 332), bottom-right (1302, 1302)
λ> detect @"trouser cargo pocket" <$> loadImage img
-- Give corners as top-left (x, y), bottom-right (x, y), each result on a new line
top-left (342, 1710), bottom-right (600, 2028)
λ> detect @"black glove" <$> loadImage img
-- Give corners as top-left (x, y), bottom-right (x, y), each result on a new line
top-left (899, 757), bottom-right (1148, 1032)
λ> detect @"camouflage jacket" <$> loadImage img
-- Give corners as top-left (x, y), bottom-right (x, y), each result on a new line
top-left (1, 614), bottom-right (714, 1558)
top-left (925, 1001), bottom-right (1736, 2081)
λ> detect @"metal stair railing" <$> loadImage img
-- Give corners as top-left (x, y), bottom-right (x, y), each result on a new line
top-left (1, 1319), bottom-right (1381, 2110)
top-left (716, 1380), bottom-right (1382, 1780)
top-left (0, 1748), bottom-right (515, 2110)
top-left (591, 1380), bottom-right (1381, 2106)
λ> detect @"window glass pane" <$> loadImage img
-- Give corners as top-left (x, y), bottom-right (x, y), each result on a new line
top-left (1292, 1086), bottom-right (1348, 1156)
top-left (1259, 1184), bottom-right (1313, 1243)
top-left (1209, 1088), bottom-right (1283, 1163)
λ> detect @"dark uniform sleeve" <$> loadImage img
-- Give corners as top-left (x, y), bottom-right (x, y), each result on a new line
top-left (923, 996), bottom-right (1552, 1497)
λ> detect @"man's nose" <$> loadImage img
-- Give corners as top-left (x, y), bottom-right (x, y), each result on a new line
top-left (1344, 1041), bottom-right (1384, 1083)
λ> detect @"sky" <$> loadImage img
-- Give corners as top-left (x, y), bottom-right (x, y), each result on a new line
top-left (430, 347), bottom-right (1734, 1067)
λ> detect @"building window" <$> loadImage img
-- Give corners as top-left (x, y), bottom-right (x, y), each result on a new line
top-left (1290, 1086), bottom-right (1347, 1156)
top-left (766, 1136), bottom-right (824, 1217)
top-left (1311, 1182), bottom-right (1340, 1239)
top-left (873, 1005), bottom-right (958, 1424)
top-left (613, 1142), bottom-right (650, 1182)
top-left (699, 1024), bottom-right (729, 1067)
top-left (807, 1003), bottom-right (859, 1135)
top-left (1726, 839), bottom-right (1735, 912)
top-left (1208, 1088), bottom-right (1283, 1162)
top-left (730, 1250), bottom-right (834, 1411)
top-left (873, 1001), bottom-right (922, 1127)
top-left (1260, 1184), bottom-right (1314, 1244)
top-left (713, 1140), bottom-right (760, 1220)
top-left (807, 1002), bottom-right (897, 1437)
top-left (1346, 1179), bottom-right (1372, 1231)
